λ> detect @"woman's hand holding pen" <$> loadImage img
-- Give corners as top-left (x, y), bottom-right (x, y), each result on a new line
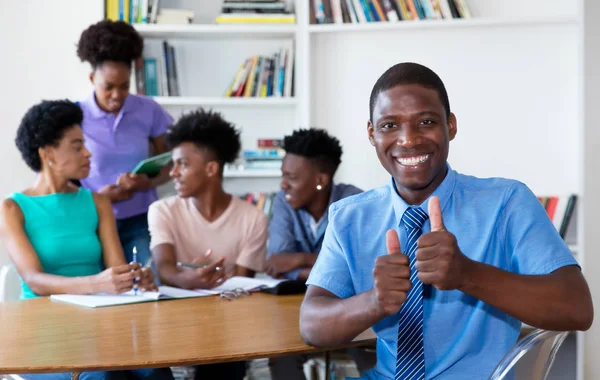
top-left (92, 263), bottom-right (142, 294)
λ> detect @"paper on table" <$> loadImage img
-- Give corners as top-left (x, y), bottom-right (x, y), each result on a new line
top-left (195, 276), bottom-right (285, 294)
top-left (50, 285), bottom-right (212, 308)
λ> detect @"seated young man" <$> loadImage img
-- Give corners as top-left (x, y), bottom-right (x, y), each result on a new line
top-left (265, 128), bottom-right (367, 380)
top-left (148, 108), bottom-right (268, 287)
top-left (300, 62), bottom-right (593, 379)
top-left (148, 108), bottom-right (268, 380)
top-left (265, 128), bottom-right (362, 281)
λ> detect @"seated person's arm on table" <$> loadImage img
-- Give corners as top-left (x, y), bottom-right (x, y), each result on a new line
top-left (301, 285), bottom-right (384, 348)
top-left (0, 196), bottom-right (140, 296)
top-left (266, 194), bottom-right (318, 280)
top-left (152, 243), bottom-right (224, 289)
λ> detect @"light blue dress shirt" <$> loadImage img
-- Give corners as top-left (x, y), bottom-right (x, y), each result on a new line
top-left (307, 166), bottom-right (579, 379)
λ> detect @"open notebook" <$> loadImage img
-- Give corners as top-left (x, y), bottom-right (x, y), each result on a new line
top-left (49, 276), bottom-right (288, 308)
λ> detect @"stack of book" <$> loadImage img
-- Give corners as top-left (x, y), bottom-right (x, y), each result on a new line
top-left (132, 41), bottom-right (181, 97)
top-left (217, 0), bottom-right (296, 24)
top-left (225, 49), bottom-right (294, 98)
top-left (310, 0), bottom-right (471, 24)
top-left (226, 138), bottom-right (284, 173)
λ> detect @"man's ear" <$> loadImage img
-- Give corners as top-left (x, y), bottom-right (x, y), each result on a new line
top-left (367, 120), bottom-right (375, 146)
top-left (89, 71), bottom-right (95, 85)
top-left (316, 172), bottom-right (331, 189)
top-left (448, 112), bottom-right (457, 141)
top-left (206, 161), bottom-right (220, 177)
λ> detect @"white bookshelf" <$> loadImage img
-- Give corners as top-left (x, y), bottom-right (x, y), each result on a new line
top-left (134, 23), bottom-right (297, 39)
top-left (307, 15), bottom-right (577, 33)
top-left (151, 96), bottom-right (297, 107)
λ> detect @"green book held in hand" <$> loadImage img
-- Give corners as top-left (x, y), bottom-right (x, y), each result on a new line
top-left (131, 151), bottom-right (172, 177)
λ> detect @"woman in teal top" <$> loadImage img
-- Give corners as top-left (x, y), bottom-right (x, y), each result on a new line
top-left (9, 189), bottom-right (104, 299)
top-left (0, 100), bottom-right (171, 380)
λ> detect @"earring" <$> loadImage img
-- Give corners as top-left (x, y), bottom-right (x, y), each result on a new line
top-left (316, 184), bottom-right (322, 191)
top-left (48, 161), bottom-right (53, 167)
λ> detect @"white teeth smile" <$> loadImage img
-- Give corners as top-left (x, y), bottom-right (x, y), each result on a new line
top-left (396, 155), bottom-right (430, 166)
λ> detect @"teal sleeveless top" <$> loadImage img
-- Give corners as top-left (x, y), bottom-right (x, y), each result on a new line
top-left (8, 188), bottom-right (103, 299)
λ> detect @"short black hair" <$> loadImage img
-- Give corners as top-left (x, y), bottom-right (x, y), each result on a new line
top-left (76, 20), bottom-right (143, 68)
top-left (283, 128), bottom-right (343, 176)
top-left (166, 108), bottom-right (241, 167)
top-left (15, 100), bottom-right (83, 172)
top-left (369, 62), bottom-right (451, 121)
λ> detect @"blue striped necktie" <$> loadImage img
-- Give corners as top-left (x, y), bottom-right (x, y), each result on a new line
top-left (396, 206), bottom-right (428, 380)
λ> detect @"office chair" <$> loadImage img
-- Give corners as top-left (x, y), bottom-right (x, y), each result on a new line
top-left (488, 328), bottom-right (570, 380)
top-left (0, 265), bottom-right (20, 302)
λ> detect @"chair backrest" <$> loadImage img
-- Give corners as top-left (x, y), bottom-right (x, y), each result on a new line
top-left (488, 329), bottom-right (570, 380)
top-left (0, 265), bottom-right (21, 302)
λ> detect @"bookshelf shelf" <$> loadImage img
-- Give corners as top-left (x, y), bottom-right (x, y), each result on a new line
top-left (134, 23), bottom-right (298, 39)
top-left (307, 16), bottom-right (578, 34)
top-left (151, 96), bottom-right (297, 107)
top-left (223, 169), bottom-right (282, 178)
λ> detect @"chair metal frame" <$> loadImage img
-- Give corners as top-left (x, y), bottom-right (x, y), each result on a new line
top-left (488, 328), bottom-right (570, 380)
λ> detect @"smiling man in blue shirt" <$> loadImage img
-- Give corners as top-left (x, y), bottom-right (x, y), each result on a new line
top-left (300, 62), bottom-right (593, 380)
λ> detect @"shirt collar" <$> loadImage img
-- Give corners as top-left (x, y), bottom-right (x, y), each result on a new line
top-left (389, 163), bottom-right (456, 227)
top-left (83, 91), bottom-right (133, 119)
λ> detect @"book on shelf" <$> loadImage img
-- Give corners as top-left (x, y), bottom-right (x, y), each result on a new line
top-left (217, 0), bottom-right (296, 24)
top-left (132, 41), bottom-right (181, 97)
top-left (105, 0), bottom-right (194, 24)
top-left (237, 192), bottom-right (278, 217)
top-left (538, 194), bottom-right (578, 241)
top-left (310, 0), bottom-right (471, 25)
top-left (225, 47), bottom-right (294, 98)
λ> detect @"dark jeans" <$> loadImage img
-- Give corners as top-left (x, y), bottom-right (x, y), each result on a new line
top-left (21, 368), bottom-right (173, 380)
top-left (116, 213), bottom-right (152, 266)
top-left (193, 361), bottom-right (246, 380)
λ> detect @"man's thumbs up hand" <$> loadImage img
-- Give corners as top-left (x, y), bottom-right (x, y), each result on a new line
top-left (415, 196), bottom-right (470, 290)
top-left (370, 229), bottom-right (413, 317)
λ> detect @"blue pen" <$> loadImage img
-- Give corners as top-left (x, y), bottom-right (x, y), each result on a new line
top-left (133, 246), bottom-right (138, 295)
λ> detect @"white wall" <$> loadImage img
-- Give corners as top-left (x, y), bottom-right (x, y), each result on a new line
top-left (0, 0), bottom-right (104, 265)
top-left (310, 23), bottom-right (579, 195)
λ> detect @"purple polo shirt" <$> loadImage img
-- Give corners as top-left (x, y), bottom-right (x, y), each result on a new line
top-left (79, 93), bottom-right (173, 220)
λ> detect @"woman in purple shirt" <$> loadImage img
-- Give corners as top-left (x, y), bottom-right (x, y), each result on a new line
top-left (76, 20), bottom-right (173, 267)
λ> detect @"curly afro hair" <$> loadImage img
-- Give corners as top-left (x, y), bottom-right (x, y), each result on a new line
top-left (166, 108), bottom-right (241, 167)
top-left (16, 100), bottom-right (83, 172)
top-left (76, 20), bottom-right (143, 68)
top-left (283, 128), bottom-right (343, 176)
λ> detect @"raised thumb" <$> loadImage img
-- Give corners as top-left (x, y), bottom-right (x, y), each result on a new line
top-left (428, 196), bottom-right (446, 232)
top-left (385, 229), bottom-right (401, 255)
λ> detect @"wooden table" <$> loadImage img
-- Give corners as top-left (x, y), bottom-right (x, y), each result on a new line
top-left (0, 293), bottom-right (376, 375)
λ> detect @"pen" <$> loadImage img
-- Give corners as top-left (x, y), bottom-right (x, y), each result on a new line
top-left (133, 246), bottom-right (138, 295)
top-left (177, 261), bottom-right (222, 271)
